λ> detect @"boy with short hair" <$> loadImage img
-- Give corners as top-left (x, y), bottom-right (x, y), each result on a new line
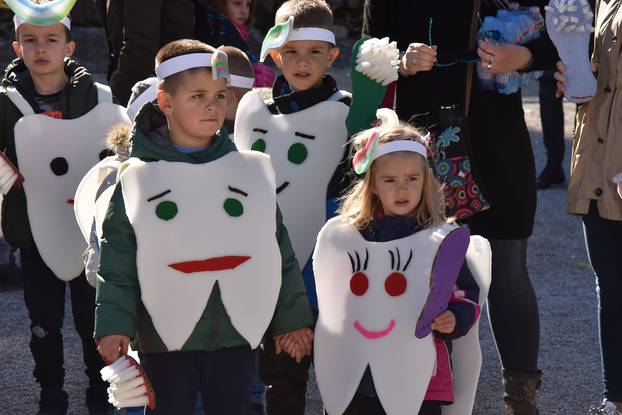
top-left (0, 13), bottom-right (125, 415)
top-left (233, 0), bottom-right (351, 413)
top-left (217, 45), bottom-right (255, 136)
top-left (95, 39), bottom-right (313, 415)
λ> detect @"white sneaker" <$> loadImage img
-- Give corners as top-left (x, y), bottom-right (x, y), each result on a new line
top-left (589, 400), bottom-right (622, 415)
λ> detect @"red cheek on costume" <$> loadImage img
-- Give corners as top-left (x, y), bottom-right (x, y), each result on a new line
top-left (385, 272), bottom-right (407, 296)
top-left (350, 272), bottom-right (369, 296)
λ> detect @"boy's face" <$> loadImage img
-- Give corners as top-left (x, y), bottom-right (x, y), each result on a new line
top-left (226, 0), bottom-right (252, 26)
top-left (225, 87), bottom-right (250, 121)
top-left (270, 39), bottom-right (339, 92)
top-left (12, 22), bottom-right (74, 77)
top-left (158, 69), bottom-right (228, 147)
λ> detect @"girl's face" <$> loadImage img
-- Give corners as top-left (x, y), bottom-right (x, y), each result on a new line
top-left (372, 151), bottom-right (426, 218)
top-left (226, 0), bottom-right (252, 26)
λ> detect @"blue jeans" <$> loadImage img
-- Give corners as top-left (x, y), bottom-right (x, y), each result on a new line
top-left (582, 201), bottom-right (622, 402)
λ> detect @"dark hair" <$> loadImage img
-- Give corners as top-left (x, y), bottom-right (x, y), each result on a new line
top-left (155, 39), bottom-right (217, 93)
top-left (275, 0), bottom-right (334, 31)
top-left (213, 0), bottom-right (255, 26)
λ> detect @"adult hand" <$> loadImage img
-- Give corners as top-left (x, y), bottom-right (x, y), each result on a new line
top-left (555, 60), bottom-right (598, 98)
top-left (399, 43), bottom-right (437, 77)
top-left (97, 334), bottom-right (130, 364)
top-left (431, 310), bottom-right (456, 334)
top-left (554, 61), bottom-right (568, 98)
top-left (478, 39), bottom-right (532, 75)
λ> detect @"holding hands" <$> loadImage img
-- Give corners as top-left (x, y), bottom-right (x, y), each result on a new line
top-left (399, 43), bottom-right (437, 76)
top-left (274, 327), bottom-right (313, 363)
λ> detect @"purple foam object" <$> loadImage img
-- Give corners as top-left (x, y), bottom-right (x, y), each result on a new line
top-left (415, 226), bottom-right (470, 339)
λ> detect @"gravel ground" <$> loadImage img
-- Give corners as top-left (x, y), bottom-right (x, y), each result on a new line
top-left (0, 27), bottom-right (603, 415)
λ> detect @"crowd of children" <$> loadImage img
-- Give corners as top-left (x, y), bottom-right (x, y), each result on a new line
top-left (0, 0), bottom-right (492, 414)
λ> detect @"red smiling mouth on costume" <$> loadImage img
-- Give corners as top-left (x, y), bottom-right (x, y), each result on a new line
top-left (169, 256), bottom-right (251, 273)
top-left (67, 198), bottom-right (74, 205)
top-left (353, 320), bottom-right (396, 339)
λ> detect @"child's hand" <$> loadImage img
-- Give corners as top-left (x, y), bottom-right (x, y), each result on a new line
top-left (431, 310), bottom-right (456, 334)
top-left (274, 328), bottom-right (313, 363)
top-left (97, 334), bottom-right (131, 364)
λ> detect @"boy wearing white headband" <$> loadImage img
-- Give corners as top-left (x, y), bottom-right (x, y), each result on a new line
top-left (0, 12), bottom-right (124, 415)
top-left (237, 1), bottom-right (350, 414)
top-left (216, 45), bottom-right (255, 137)
top-left (94, 39), bottom-right (313, 414)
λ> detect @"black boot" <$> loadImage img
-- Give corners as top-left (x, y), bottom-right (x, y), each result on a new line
top-left (86, 383), bottom-right (115, 415)
top-left (502, 369), bottom-right (542, 415)
top-left (537, 167), bottom-right (565, 189)
top-left (37, 387), bottom-right (68, 415)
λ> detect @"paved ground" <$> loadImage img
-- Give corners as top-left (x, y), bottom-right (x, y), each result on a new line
top-left (0, 27), bottom-right (603, 414)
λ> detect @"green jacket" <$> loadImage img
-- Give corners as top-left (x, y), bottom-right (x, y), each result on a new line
top-left (94, 103), bottom-right (313, 353)
top-left (0, 58), bottom-right (100, 249)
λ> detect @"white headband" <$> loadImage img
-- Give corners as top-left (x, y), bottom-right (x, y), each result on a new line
top-left (155, 53), bottom-right (213, 80)
top-left (373, 140), bottom-right (428, 160)
top-left (230, 75), bottom-right (255, 89)
top-left (287, 27), bottom-right (336, 45)
top-left (14, 15), bottom-right (71, 31)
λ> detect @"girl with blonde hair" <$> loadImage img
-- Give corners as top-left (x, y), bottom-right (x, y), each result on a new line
top-left (313, 110), bottom-right (482, 414)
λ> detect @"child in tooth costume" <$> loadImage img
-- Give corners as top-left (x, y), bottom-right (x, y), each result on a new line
top-left (0, 11), bottom-right (127, 414)
top-left (233, 1), bottom-right (348, 412)
top-left (234, 1), bottom-right (400, 411)
top-left (94, 40), bottom-right (313, 415)
top-left (312, 112), bottom-right (491, 415)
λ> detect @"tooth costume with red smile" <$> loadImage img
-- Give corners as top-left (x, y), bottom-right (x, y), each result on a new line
top-left (118, 152), bottom-right (282, 351)
top-left (313, 216), bottom-right (491, 414)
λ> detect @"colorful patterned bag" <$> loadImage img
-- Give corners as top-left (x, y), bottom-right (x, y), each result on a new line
top-left (432, 106), bottom-right (489, 220)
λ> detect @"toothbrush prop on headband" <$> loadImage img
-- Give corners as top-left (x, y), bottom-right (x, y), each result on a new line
top-left (154, 51), bottom-right (230, 85)
top-left (260, 16), bottom-right (336, 62)
top-left (4, 0), bottom-right (76, 27)
top-left (352, 109), bottom-right (428, 175)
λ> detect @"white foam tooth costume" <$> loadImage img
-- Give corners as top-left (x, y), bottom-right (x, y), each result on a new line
top-left (441, 236), bottom-right (491, 415)
top-left (546, 0), bottom-right (597, 102)
top-left (234, 90), bottom-right (348, 267)
top-left (74, 155), bottom-right (122, 242)
top-left (6, 84), bottom-right (129, 281)
top-left (119, 151), bottom-right (280, 351)
top-left (314, 218), bottom-right (478, 414)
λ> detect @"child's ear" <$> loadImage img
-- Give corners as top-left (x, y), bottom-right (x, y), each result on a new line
top-left (64, 41), bottom-right (76, 58)
top-left (327, 47), bottom-right (340, 67)
top-left (156, 89), bottom-right (172, 115)
top-left (12, 42), bottom-right (23, 59)
top-left (269, 50), bottom-right (283, 69)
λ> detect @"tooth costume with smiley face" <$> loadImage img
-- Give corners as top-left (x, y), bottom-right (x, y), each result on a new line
top-left (234, 89), bottom-right (349, 273)
top-left (313, 217), bottom-right (491, 414)
top-left (94, 52), bottom-right (312, 353)
top-left (5, 82), bottom-right (129, 281)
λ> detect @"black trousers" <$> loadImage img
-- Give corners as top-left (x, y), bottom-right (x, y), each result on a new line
top-left (485, 239), bottom-right (540, 373)
top-left (344, 394), bottom-right (441, 415)
top-left (260, 329), bottom-right (312, 415)
top-left (20, 243), bottom-right (105, 389)
top-left (538, 71), bottom-right (565, 174)
top-left (140, 347), bottom-right (255, 415)
top-left (582, 201), bottom-right (622, 402)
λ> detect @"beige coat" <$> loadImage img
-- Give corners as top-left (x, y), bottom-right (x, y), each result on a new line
top-left (569, 0), bottom-right (622, 220)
